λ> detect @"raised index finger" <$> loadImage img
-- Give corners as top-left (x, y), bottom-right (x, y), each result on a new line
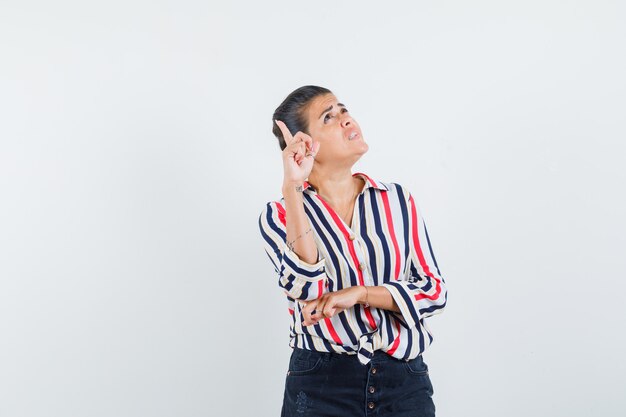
top-left (274, 120), bottom-right (295, 145)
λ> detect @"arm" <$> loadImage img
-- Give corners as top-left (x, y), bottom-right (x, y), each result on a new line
top-left (282, 182), bottom-right (318, 264)
top-left (381, 191), bottom-right (447, 329)
top-left (258, 120), bottom-right (327, 301)
top-left (259, 197), bottom-right (328, 302)
top-left (301, 284), bottom-right (401, 327)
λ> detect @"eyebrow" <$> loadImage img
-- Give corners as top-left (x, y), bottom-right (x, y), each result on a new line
top-left (318, 103), bottom-right (346, 119)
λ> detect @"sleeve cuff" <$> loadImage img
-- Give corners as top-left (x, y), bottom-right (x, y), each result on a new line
top-left (279, 244), bottom-right (327, 301)
top-left (382, 282), bottom-right (420, 329)
top-left (282, 243), bottom-right (326, 281)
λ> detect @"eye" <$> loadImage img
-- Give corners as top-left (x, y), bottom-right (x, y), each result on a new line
top-left (323, 108), bottom-right (348, 124)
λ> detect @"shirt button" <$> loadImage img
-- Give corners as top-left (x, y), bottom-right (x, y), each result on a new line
top-left (359, 263), bottom-right (366, 271)
top-left (371, 367), bottom-right (377, 374)
top-left (368, 402), bottom-right (375, 409)
top-left (369, 386), bottom-right (375, 394)
top-left (349, 234), bottom-right (356, 241)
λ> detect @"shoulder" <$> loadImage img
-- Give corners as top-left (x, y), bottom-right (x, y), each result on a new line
top-left (258, 198), bottom-right (287, 228)
top-left (259, 198), bottom-right (283, 216)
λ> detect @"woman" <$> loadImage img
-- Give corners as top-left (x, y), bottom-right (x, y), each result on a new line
top-left (258, 85), bottom-right (447, 417)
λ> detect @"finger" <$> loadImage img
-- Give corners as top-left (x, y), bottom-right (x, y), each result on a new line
top-left (285, 141), bottom-right (306, 154)
top-left (314, 298), bottom-right (327, 319)
top-left (306, 141), bottom-right (320, 158)
top-left (302, 299), bottom-right (315, 315)
top-left (275, 120), bottom-right (295, 144)
top-left (302, 299), bottom-right (318, 323)
top-left (293, 142), bottom-right (306, 164)
top-left (323, 299), bottom-right (336, 318)
top-left (293, 132), bottom-right (313, 150)
top-left (304, 297), bottom-right (326, 326)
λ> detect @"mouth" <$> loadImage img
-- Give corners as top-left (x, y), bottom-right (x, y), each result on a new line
top-left (348, 131), bottom-right (360, 141)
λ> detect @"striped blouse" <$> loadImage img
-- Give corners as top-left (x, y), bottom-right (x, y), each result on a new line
top-left (258, 172), bottom-right (447, 365)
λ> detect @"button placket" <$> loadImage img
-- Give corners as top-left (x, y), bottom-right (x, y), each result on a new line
top-left (365, 362), bottom-right (380, 415)
top-left (351, 237), bottom-right (370, 279)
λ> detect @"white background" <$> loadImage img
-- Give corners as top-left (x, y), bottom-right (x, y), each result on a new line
top-left (1, 1), bottom-right (625, 416)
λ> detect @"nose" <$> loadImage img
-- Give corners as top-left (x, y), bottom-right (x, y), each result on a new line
top-left (340, 113), bottom-right (352, 128)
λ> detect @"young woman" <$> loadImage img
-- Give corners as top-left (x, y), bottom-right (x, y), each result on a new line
top-left (259, 85), bottom-right (447, 417)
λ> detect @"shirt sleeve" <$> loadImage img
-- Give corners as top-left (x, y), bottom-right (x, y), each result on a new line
top-left (382, 191), bottom-right (447, 329)
top-left (258, 201), bottom-right (328, 301)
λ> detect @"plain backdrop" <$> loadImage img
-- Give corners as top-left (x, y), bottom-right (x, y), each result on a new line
top-left (1, 1), bottom-right (625, 416)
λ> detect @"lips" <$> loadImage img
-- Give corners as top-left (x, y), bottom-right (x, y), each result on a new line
top-left (348, 131), bottom-right (359, 140)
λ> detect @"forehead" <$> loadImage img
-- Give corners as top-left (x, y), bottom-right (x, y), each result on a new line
top-left (305, 93), bottom-right (340, 120)
top-left (309, 93), bottom-right (339, 111)
top-left (310, 93), bottom-right (337, 108)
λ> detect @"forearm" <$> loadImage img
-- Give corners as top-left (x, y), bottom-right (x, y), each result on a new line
top-left (357, 286), bottom-right (401, 313)
top-left (282, 182), bottom-right (318, 264)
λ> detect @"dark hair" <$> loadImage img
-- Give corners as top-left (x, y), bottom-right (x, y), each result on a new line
top-left (272, 85), bottom-right (332, 150)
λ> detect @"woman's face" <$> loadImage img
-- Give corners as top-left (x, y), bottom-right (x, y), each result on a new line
top-left (303, 93), bottom-right (369, 166)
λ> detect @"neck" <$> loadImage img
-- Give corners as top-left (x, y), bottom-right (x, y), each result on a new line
top-left (307, 165), bottom-right (364, 203)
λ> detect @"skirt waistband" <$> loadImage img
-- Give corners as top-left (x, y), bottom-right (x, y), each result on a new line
top-left (292, 346), bottom-right (422, 365)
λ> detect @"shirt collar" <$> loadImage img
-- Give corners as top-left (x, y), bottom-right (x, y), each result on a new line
top-left (303, 172), bottom-right (389, 193)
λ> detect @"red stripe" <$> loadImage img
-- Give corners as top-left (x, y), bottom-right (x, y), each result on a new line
top-left (409, 195), bottom-right (442, 301)
top-left (380, 191), bottom-right (401, 280)
top-left (288, 308), bottom-right (294, 315)
top-left (276, 202), bottom-right (286, 226)
top-left (386, 319), bottom-right (402, 355)
top-left (324, 317), bottom-right (343, 345)
top-left (316, 195), bottom-right (377, 330)
top-left (317, 279), bottom-right (323, 298)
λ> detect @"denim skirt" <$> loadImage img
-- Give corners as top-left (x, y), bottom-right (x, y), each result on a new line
top-left (281, 347), bottom-right (435, 417)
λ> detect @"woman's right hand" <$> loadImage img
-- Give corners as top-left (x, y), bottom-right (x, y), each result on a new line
top-left (275, 120), bottom-right (320, 185)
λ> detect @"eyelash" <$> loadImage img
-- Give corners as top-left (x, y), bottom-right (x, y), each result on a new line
top-left (324, 108), bottom-right (348, 123)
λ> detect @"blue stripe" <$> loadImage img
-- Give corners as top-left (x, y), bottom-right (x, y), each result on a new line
top-left (338, 311), bottom-right (358, 345)
top-left (259, 209), bottom-right (283, 263)
top-left (419, 299), bottom-right (447, 316)
top-left (386, 281), bottom-right (420, 325)
top-left (370, 189), bottom-right (392, 284)
top-left (423, 223), bottom-right (442, 277)
top-left (360, 193), bottom-right (380, 285)
top-left (416, 321), bottom-right (425, 353)
top-left (381, 310), bottom-right (395, 345)
top-left (281, 251), bottom-right (323, 277)
top-left (403, 324), bottom-right (414, 360)
top-left (265, 203), bottom-right (286, 241)
top-left (394, 184), bottom-right (412, 264)
top-left (306, 195), bottom-right (358, 289)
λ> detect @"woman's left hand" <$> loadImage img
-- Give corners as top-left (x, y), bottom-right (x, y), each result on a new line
top-left (301, 287), bottom-right (366, 326)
